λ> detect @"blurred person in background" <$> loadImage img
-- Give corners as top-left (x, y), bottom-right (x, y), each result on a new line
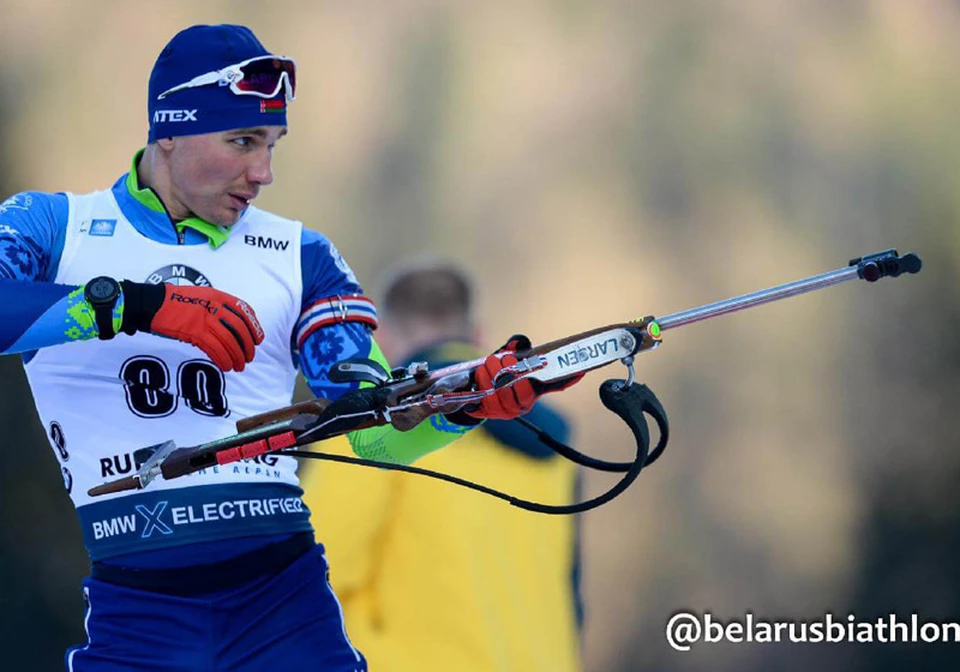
top-left (0, 24), bottom-right (577, 672)
top-left (302, 260), bottom-right (583, 672)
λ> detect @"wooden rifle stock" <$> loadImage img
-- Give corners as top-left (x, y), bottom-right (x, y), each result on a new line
top-left (236, 398), bottom-right (331, 433)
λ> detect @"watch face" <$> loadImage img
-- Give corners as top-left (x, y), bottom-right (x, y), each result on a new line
top-left (87, 277), bottom-right (119, 303)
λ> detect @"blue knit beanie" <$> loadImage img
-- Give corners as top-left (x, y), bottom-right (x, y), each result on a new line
top-left (147, 24), bottom-right (289, 142)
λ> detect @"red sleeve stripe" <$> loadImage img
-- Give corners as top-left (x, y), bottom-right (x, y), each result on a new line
top-left (295, 294), bottom-right (379, 348)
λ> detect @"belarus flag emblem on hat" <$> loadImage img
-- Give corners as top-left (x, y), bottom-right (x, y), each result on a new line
top-left (260, 99), bottom-right (285, 114)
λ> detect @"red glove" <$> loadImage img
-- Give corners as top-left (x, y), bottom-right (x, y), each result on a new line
top-left (120, 281), bottom-right (264, 372)
top-left (466, 335), bottom-right (584, 421)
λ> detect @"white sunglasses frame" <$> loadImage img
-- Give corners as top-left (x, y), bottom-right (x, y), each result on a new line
top-left (157, 55), bottom-right (297, 102)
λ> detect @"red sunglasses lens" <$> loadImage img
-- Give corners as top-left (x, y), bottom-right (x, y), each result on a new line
top-left (236, 58), bottom-right (296, 96)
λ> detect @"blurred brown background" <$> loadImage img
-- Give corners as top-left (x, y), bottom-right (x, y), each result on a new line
top-left (0, 1), bottom-right (956, 670)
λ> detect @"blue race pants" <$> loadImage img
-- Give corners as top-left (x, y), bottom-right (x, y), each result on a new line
top-left (66, 543), bottom-right (367, 672)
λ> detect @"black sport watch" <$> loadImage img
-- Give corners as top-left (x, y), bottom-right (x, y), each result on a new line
top-left (84, 276), bottom-right (122, 340)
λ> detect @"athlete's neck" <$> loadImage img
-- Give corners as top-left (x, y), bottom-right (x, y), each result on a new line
top-left (136, 145), bottom-right (191, 222)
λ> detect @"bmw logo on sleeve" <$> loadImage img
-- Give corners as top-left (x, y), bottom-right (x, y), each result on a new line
top-left (145, 264), bottom-right (213, 287)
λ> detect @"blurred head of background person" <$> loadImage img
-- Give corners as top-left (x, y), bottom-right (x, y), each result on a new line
top-left (302, 258), bottom-right (584, 672)
top-left (373, 257), bottom-right (479, 366)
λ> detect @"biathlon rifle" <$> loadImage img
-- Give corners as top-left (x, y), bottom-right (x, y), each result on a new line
top-left (89, 249), bottom-right (921, 514)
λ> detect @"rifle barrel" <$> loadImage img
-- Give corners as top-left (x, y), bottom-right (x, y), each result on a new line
top-left (657, 265), bottom-right (860, 331)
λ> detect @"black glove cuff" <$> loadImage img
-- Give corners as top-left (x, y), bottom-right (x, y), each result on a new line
top-left (120, 280), bottom-right (165, 335)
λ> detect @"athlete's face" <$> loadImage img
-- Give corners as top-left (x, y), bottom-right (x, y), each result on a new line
top-left (163, 126), bottom-right (287, 227)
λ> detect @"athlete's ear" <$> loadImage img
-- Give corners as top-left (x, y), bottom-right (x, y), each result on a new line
top-left (156, 137), bottom-right (176, 151)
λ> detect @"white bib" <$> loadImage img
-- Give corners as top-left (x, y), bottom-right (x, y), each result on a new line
top-left (24, 188), bottom-right (312, 559)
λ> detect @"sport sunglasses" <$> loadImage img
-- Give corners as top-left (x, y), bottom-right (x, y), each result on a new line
top-left (157, 55), bottom-right (297, 102)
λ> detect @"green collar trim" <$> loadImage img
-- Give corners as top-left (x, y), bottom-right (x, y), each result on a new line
top-left (126, 149), bottom-right (230, 249)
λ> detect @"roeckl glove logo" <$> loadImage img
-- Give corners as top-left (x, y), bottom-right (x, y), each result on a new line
top-left (169, 293), bottom-right (218, 315)
top-left (235, 300), bottom-right (264, 341)
top-left (152, 109), bottom-right (199, 123)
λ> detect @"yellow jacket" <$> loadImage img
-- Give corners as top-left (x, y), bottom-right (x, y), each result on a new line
top-left (302, 346), bottom-right (581, 672)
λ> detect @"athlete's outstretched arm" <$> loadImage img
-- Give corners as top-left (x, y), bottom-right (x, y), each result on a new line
top-left (298, 323), bottom-right (476, 465)
top-left (0, 192), bottom-right (262, 370)
top-left (294, 232), bottom-right (571, 464)
top-left (295, 228), bottom-right (475, 465)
